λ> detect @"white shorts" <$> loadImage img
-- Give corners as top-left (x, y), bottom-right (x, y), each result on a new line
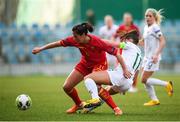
top-left (141, 58), bottom-right (160, 71)
top-left (107, 68), bottom-right (133, 93)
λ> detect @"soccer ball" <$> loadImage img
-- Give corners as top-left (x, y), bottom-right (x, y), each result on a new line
top-left (15, 94), bottom-right (32, 110)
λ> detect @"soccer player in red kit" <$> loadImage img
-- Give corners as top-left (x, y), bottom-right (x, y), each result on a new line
top-left (32, 23), bottom-right (131, 115)
top-left (114, 13), bottom-right (140, 92)
top-left (115, 13), bottom-right (140, 41)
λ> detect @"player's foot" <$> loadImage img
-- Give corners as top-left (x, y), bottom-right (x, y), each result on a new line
top-left (144, 100), bottom-right (160, 106)
top-left (66, 102), bottom-right (85, 114)
top-left (166, 81), bottom-right (173, 97)
top-left (82, 106), bottom-right (97, 113)
top-left (113, 107), bottom-right (123, 116)
top-left (83, 98), bottom-right (102, 108)
top-left (128, 86), bottom-right (138, 93)
top-left (82, 100), bottom-right (104, 113)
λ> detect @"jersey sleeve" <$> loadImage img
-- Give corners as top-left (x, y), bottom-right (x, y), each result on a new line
top-left (96, 37), bottom-right (118, 56)
top-left (153, 24), bottom-right (163, 38)
top-left (59, 36), bottom-right (74, 47)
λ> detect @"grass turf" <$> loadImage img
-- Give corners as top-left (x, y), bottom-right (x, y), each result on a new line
top-left (0, 74), bottom-right (180, 121)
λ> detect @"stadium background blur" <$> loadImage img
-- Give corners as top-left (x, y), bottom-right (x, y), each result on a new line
top-left (0, 0), bottom-right (180, 75)
top-left (1, 0), bottom-right (180, 121)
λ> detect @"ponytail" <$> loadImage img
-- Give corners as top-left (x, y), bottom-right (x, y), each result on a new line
top-left (81, 23), bottom-right (94, 33)
top-left (156, 9), bottom-right (164, 25)
top-left (145, 8), bottom-right (164, 25)
top-left (72, 22), bottom-right (94, 35)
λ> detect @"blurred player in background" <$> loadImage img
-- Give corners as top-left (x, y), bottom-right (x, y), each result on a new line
top-left (83, 31), bottom-right (141, 115)
top-left (86, 9), bottom-right (96, 26)
top-left (114, 12), bottom-right (140, 92)
top-left (140, 8), bottom-right (173, 106)
top-left (32, 22), bottom-right (131, 115)
top-left (99, 15), bottom-right (118, 69)
top-left (114, 12), bottom-right (140, 41)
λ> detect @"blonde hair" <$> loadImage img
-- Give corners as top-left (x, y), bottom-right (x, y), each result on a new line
top-left (145, 8), bottom-right (164, 25)
top-left (104, 15), bottom-right (113, 22)
top-left (123, 12), bottom-right (133, 19)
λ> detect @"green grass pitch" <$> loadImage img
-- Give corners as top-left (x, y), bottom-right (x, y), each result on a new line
top-left (0, 74), bottom-right (180, 121)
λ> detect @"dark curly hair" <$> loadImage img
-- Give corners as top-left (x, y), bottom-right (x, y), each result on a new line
top-left (125, 31), bottom-right (139, 44)
top-left (72, 22), bottom-right (94, 35)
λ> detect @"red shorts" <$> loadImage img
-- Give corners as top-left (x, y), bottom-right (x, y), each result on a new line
top-left (75, 60), bottom-right (108, 76)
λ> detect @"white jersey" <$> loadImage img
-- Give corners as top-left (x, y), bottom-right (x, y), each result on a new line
top-left (143, 23), bottom-right (163, 60)
top-left (116, 42), bottom-right (142, 74)
top-left (99, 24), bottom-right (118, 40)
top-left (107, 41), bottom-right (142, 92)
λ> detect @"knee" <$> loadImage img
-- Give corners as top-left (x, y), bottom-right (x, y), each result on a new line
top-left (84, 77), bottom-right (94, 86)
top-left (84, 74), bottom-right (90, 80)
top-left (63, 82), bottom-right (72, 93)
top-left (141, 77), bottom-right (148, 84)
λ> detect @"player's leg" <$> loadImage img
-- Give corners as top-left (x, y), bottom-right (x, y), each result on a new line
top-left (90, 62), bottom-right (120, 110)
top-left (144, 77), bottom-right (173, 97)
top-left (84, 71), bottom-right (112, 105)
top-left (150, 78), bottom-right (173, 96)
top-left (105, 86), bottom-right (119, 95)
top-left (84, 71), bottom-right (122, 115)
top-left (63, 69), bottom-right (84, 105)
top-left (128, 70), bottom-right (139, 92)
top-left (65, 62), bottom-right (92, 113)
top-left (142, 59), bottom-right (173, 106)
top-left (63, 69), bottom-right (85, 113)
top-left (141, 70), bottom-right (161, 106)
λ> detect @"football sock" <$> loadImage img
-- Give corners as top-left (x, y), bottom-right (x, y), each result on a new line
top-left (67, 88), bottom-right (82, 106)
top-left (144, 83), bottom-right (158, 101)
top-left (147, 78), bottom-right (168, 87)
top-left (99, 87), bottom-right (117, 109)
top-left (84, 78), bottom-right (100, 99)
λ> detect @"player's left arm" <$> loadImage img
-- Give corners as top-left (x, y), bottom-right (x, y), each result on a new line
top-left (115, 49), bottom-right (132, 79)
top-left (99, 39), bottom-right (131, 78)
top-left (156, 35), bottom-right (166, 56)
top-left (152, 25), bottom-right (166, 63)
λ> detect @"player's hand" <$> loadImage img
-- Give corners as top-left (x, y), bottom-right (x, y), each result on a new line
top-left (152, 54), bottom-right (158, 64)
top-left (32, 47), bottom-right (42, 54)
top-left (123, 69), bottom-right (132, 79)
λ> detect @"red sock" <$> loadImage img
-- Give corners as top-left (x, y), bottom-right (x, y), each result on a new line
top-left (99, 87), bottom-right (117, 109)
top-left (67, 88), bottom-right (82, 106)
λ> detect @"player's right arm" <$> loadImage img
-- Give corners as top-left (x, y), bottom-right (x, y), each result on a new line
top-left (32, 41), bottom-right (61, 54)
top-left (32, 36), bottom-right (73, 54)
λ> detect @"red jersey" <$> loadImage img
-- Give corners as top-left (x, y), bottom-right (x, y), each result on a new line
top-left (115, 24), bottom-right (140, 40)
top-left (60, 34), bottom-right (118, 68)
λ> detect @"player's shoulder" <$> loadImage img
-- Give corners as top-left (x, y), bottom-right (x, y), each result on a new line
top-left (88, 34), bottom-right (106, 46)
top-left (60, 35), bottom-right (76, 46)
top-left (151, 23), bottom-right (161, 31)
top-left (63, 35), bottom-right (75, 43)
top-left (118, 24), bottom-right (125, 30)
top-left (127, 42), bottom-right (141, 54)
top-left (113, 24), bottom-right (119, 29)
top-left (131, 24), bottom-right (139, 29)
top-left (143, 25), bottom-right (148, 30)
top-left (126, 41), bottom-right (136, 47)
top-left (99, 26), bottom-right (107, 31)
top-left (88, 34), bottom-right (101, 41)
top-left (65, 35), bottom-right (73, 40)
